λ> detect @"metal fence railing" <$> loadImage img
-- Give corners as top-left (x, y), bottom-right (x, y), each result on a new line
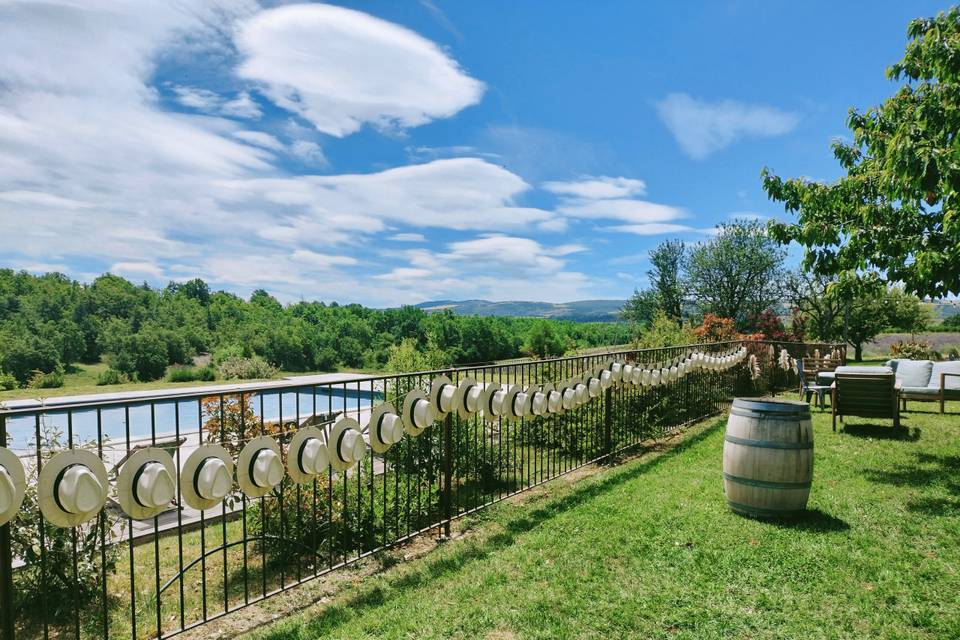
top-left (0, 340), bottom-right (842, 640)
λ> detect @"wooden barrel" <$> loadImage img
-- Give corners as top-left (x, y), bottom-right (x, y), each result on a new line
top-left (723, 398), bottom-right (813, 518)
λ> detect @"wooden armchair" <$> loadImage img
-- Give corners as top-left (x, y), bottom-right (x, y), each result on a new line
top-left (831, 370), bottom-right (901, 431)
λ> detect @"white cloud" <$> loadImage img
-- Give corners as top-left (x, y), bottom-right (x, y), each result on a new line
top-left (542, 176), bottom-right (646, 199)
top-left (221, 158), bottom-right (555, 232)
top-left (110, 261), bottom-right (166, 279)
top-left (604, 223), bottom-right (702, 236)
top-left (290, 249), bottom-right (358, 269)
top-left (557, 198), bottom-right (685, 224)
top-left (289, 140), bottom-right (328, 166)
top-left (233, 130), bottom-right (285, 151)
top-left (389, 233), bottom-right (427, 242)
top-left (369, 235), bottom-right (601, 303)
top-left (236, 3), bottom-right (485, 136)
top-left (172, 86), bottom-right (263, 119)
top-left (655, 93), bottom-right (800, 159)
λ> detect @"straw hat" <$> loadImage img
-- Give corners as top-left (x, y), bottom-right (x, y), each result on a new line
top-left (287, 426), bottom-right (329, 484)
top-left (609, 361), bottom-right (623, 383)
top-left (402, 389), bottom-right (436, 436)
top-left (574, 380), bottom-right (589, 405)
top-left (480, 382), bottom-right (505, 419)
top-left (116, 448), bottom-right (176, 520)
top-left (328, 418), bottom-right (366, 472)
top-left (237, 436), bottom-right (284, 498)
top-left (530, 384), bottom-right (548, 416)
top-left (367, 403), bottom-right (405, 454)
top-left (457, 377), bottom-right (483, 418)
top-left (0, 447), bottom-right (26, 527)
top-left (38, 449), bottom-right (108, 528)
top-left (180, 444), bottom-right (234, 511)
top-left (621, 363), bottom-right (634, 385)
top-left (561, 380), bottom-right (578, 410)
top-left (429, 375), bottom-right (462, 417)
top-left (500, 385), bottom-right (523, 422)
top-left (587, 374), bottom-right (602, 398)
top-left (544, 383), bottom-right (562, 414)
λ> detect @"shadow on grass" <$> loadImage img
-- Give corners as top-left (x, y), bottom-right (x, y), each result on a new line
top-left (252, 418), bottom-right (725, 638)
top-left (762, 508), bottom-right (850, 533)
top-left (842, 423), bottom-right (920, 441)
top-left (866, 451), bottom-right (960, 516)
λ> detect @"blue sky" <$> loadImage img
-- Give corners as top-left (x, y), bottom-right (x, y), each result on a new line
top-left (0, 1), bottom-right (946, 306)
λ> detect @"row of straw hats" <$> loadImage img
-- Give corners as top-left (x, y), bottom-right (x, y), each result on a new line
top-left (0, 347), bottom-right (748, 528)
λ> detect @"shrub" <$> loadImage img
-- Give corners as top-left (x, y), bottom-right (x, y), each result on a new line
top-left (27, 364), bottom-right (64, 388)
top-left (0, 370), bottom-right (17, 390)
top-left (890, 340), bottom-right (935, 360)
top-left (216, 355), bottom-right (277, 380)
top-left (97, 367), bottom-right (131, 385)
top-left (10, 426), bottom-right (121, 622)
top-left (636, 311), bottom-right (695, 349)
top-left (167, 365), bottom-right (216, 383)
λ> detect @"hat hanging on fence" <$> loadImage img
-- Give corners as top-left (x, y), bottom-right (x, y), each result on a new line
top-left (480, 382), bottom-right (506, 419)
top-left (180, 444), bottom-right (233, 511)
top-left (588, 374), bottom-right (602, 398)
top-left (287, 426), bottom-right (329, 483)
top-left (429, 375), bottom-right (461, 417)
top-left (559, 380), bottom-right (576, 410)
top-left (366, 403), bottom-right (405, 454)
top-left (116, 448), bottom-right (176, 520)
top-left (610, 361), bottom-right (623, 384)
top-left (457, 377), bottom-right (483, 418)
top-left (501, 384), bottom-right (524, 422)
top-left (599, 364), bottom-right (614, 390)
top-left (621, 363), bottom-right (634, 385)
top-left (530, 384), bottom-right (548, 416)
top-left (402, 389), bottom-right (436, 436)
top-left (238, 436), bottom-right (285, 498)
top-left (0, 447), bottom-right (26, 527)
top-left (39, 449), bottom-right (108, 528)
top-left (329, 418), bottom-right (366, 472)
top-left (574, 379), bottom-right (590, 405)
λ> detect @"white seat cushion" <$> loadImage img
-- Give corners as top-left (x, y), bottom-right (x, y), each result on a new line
top-left (893, 360), bottom-right (933, 388)
top-left (930, 361), bottom-right (960, 390)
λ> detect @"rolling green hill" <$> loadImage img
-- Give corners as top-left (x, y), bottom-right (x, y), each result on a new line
top-left (416, 299), bottom-right (626, 322)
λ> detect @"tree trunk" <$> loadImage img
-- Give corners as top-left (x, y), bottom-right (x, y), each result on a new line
top-left (853, 343), bottom-right (863, 362)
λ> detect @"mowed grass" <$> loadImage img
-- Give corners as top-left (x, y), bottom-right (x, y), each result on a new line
top-left (251, 401), bottom-right (960, 640)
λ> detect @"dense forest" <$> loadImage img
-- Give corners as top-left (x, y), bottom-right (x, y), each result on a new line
top-left (0, 269), bottom-right (631, 389)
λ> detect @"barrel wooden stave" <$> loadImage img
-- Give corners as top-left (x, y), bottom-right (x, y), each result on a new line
top-left (723, 398), bottom-right (813, 518)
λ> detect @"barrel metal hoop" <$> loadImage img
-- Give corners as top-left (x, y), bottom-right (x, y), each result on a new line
top-left (726, 500), bottom-right (807, 518)
top-left (724, 434), bottom-right (812, 450)
top-left (723, 472), bottom-right (811, 490)
top-left (730, 406), bottom-right (810, 420)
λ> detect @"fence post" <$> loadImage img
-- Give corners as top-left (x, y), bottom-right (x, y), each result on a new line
top-left (441, 412), bottom-right (453, 538)
top-left (603, 386), bottom-right (612, 459)
top-left (0, 415), bottom-right (13, 640)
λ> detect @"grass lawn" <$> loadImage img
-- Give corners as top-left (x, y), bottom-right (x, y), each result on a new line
top-left (248, 400), bottom-right (960, 640)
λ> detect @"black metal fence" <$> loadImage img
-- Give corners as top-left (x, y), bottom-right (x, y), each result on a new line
top-left (0, 340), bottom-right (841, 639)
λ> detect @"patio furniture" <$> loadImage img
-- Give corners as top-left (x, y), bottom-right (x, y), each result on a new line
top-left (831, 366), bottom-right (900, 431)
top-left (803, 356), bottom-right (840, 386)
top-left (797, 358), bottom-right (831, 410)
top-left (886, 359), bottom-right (960, 414)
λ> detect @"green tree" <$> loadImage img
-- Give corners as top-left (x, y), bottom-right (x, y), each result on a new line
top-left (620, 288), bottom-right (657, 329)
top-left (524, 320), bottom-right (567, 359)
top-left (763, 8), bottom-right (960, 298)
top-left (784, 271), bottom-right (843, 342)
top-left (686, 221), bottom-right (785, 327)
top-left (647, 239), bottom-right (686, 320)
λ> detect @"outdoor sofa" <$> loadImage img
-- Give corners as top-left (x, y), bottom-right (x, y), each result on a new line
top-left (886, 358), bottom-right (960, 414)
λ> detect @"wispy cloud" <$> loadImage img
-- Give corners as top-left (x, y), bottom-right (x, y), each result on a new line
top-left (655, 93), bottom-right (799, 159)
top-left (542, 176), bottom-right (646, 200)
top-left (389, 233), bottom-right (428, 243)
top-left (236, 3), bottom-right (484, 137)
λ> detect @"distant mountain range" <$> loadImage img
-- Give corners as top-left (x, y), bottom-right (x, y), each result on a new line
top-left (415, 299), bottom-right (960, 324)
top-left (416, 299), bottom-right (626, 322)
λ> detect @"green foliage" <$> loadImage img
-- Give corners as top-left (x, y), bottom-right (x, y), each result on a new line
top-left (620, 288), bottom-right (658, 330)
top-left (167, 365), bottom-right (217, 383)
top-left (523, 320), bottom-right (567, 359)
top-left (634, 311), bottom-right (696, 349)
top-left (890, 340), bottom-right (935, 360)
top-left (385, 338), bottom-right (450, 372)
top-left (0, 369), bottom-right (16, 390)
top-left (216, 355), bottom-right (278, 380)
top-left (646, 239), bottom-right (687, 320)
top-left (942, 314), bottom-right (960, 331)
top-left (764, 8), bottom-right (960, 298)
top-left (96, 367), bottom-right (131, 386)
top-left (27, 363), bottom-right (65, 388)
top-left (10, 426), bottom-right (121, 622)
top-left (0, 269), bottom-right (631, 388)
top-left (686, 221), bottom-right (785, 327)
